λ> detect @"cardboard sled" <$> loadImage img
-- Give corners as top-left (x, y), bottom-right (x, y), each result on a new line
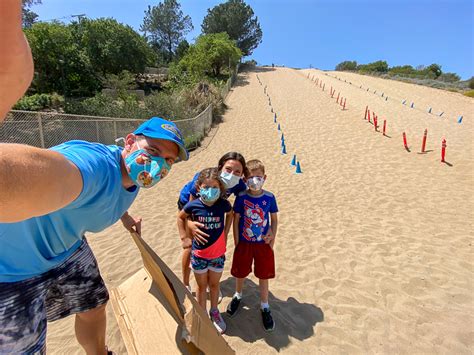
top-left (110, 232), bottom-right (235, 355)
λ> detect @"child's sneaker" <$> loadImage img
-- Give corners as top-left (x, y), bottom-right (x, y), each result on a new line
top-left (226, 295), bottom-right (241, 317)
top-left (209, 308), bottom-right (226, 334)
top-left (261, 307), bottom-right (275, 332)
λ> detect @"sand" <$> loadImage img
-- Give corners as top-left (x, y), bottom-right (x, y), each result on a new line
top-left (47, 67), bottom-right (473, 354)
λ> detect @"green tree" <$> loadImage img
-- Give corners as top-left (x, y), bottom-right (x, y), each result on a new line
top-left (335, 60), bottom-right (357, 71)
top-left (426, 63), bottom-right (442, 78)
top-left (22, 0), bottom-right (41, 28)
top-left (25, 21), bottom-right (99, 96)
top-left (178, 33), bottom-right (242, 79)
top-left (358, 60), bottom-right (388, 73)
top-left (175, 39), bottom-right (190, 61)
top-left (74, 18), bottom-right (156, 76)
top-left (201, 0), bottom-right (262, 56)
top-left (141, 0), bottom-right (193, 62)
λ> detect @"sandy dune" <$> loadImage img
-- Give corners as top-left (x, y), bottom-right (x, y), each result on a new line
top-left (47, 67), bottom-right (473, 354)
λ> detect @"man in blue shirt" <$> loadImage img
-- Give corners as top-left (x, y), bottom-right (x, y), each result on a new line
top-left (0, 117), bottom-right (188, 353)
top-left (0, 7), bottom-right (189, 351)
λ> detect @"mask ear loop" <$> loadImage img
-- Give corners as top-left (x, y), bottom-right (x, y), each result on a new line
top-left (115, 137), bottom-right (125, 146)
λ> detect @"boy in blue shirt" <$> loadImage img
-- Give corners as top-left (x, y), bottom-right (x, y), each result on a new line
top-left (227, 159), bottom-right (279, 331)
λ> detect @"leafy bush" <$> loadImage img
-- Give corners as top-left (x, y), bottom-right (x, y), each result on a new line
top-left (469, 77), bottom-right (474, 89)
top-left (13, 93), bottom-right (64, 111)
top-left (464, 90), bottom-right (474, 98)
top-left (335, 60), bottom-right (357, 71)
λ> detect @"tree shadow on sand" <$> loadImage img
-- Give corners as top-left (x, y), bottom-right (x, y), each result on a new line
top-left (220, 277), bottom-right (324, 351)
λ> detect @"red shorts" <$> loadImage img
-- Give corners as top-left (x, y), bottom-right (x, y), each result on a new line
top-left (231, 242), bottom-right (275, 279)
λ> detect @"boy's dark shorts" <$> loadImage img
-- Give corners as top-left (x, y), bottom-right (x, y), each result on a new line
top-left (177, 199), bottom-right (185, 211)
top-left (231, 242), bottom-right (275, 279)
top-left (0, 238), bottom-right (109, 354)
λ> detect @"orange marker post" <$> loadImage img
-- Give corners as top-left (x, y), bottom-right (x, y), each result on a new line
top-left (421, 129), bottom-right (428, 153)
top-left (403, 132), bottom-right (409, 150)
top-left (441, 139), bottom-right (447, 162)
top-left (383, 120), bottom-right (387, 136)
top-left (336, 92), bottom-right (340, 104)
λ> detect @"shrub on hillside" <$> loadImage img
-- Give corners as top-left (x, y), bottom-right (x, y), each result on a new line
top-left (13, 93), bottom-right (64, 111)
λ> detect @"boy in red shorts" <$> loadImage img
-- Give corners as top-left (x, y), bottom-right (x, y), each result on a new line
top-left (226, 159), bottom-right (279, 331)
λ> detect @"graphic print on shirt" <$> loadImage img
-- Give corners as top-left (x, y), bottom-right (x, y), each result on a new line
top-left (195, 212), bottom-right (222, 231)
top-left (242, 199), bottom-right (268, 242)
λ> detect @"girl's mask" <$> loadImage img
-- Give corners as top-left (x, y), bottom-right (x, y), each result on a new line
top-left (247, 176), bottom-right (265, 191)
top-left (220, 171), bottom-right (241, 189)
top-left (125, 141), bottom-right (171, 188)
top-left (199, 187), bottom-right (221, 204)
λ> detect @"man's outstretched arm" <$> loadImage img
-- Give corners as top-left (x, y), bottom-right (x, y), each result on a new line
top-left (0, 144), bottom-right (83, 223)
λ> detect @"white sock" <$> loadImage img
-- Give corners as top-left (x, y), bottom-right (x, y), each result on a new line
top-left (234, 292), bottom-right (242, 300)
top-left (261, 302), bottom-right (269, 310)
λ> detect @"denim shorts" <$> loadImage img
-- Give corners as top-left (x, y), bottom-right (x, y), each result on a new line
top-left (0, 238), bottom-right (109, 354)
top-left (191, 252), bottom-right (225, 274)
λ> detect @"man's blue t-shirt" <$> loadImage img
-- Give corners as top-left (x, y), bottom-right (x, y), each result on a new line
top-left (178, 172), bottom-right (246, 205)
top-left (0, 141), bottom-right (139, 282)
top-left (183, 198), bottom-right (231, 254)
top-left (233, 190), bottom-right (278, 243)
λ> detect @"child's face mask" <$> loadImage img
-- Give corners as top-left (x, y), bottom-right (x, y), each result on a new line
top-left (199, 187), bottom-right (221, 204)
top-left (247, 176), bottom-right (265, 191)
top-left (125, 140), bottom-right (171, 188)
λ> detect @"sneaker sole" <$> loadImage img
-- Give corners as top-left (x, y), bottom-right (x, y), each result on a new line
top-left (263, 321), bottom-right (275, 332)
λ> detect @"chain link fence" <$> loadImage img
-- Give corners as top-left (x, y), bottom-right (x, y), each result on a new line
top-left (0, 66), bottom-right (239, 150)
top-left (1, 105), bottom-right (212, 150)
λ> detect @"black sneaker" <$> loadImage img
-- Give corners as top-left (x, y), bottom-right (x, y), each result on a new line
top-left (226, 296), bottom-right (241, 317)
top-left (261, 308), bottom-right (275, 332)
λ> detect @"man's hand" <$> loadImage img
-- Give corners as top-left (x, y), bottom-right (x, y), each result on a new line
top-left (187, 220), bottom-right (209, 245)
top-left (121, 212), bottom-right (142, 236)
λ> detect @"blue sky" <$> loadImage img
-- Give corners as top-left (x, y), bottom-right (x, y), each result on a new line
top-left (32, 0), bottom-right (473, 79)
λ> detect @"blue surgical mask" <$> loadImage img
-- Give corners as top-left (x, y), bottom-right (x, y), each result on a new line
top-left (199, 187), bottom-right (221, 204)
top-left (125, 141), bottom-right (171, 188)
top-left (220, 171), bottom-right (240, 189)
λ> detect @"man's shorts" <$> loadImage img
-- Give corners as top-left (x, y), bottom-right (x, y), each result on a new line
top-left (191, 252), bottom-right (225, 274)
top-left (231, 242), bottom-right (275, 279)
top-left (0, 238), bottom-right (109, 354)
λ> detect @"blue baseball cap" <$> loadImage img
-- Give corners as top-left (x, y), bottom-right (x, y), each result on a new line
top-left (134, 117), bottom-right (189, 161)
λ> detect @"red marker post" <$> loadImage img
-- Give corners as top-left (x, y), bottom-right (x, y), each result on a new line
top-left (441, 139), bottom-right (447, 162)
top-left (343, 98), bottom-right (346, 110)
top-left (336, 92), bottom-right (340, 104)
top-left (364, 106), bottom-right (368, 119)
top-left (421, 129), bottom-right (428, 153)
top-left (374, 116), bottom-right (378, 131)
top-left (383, 120), bottom-right (387, 136)
top-left (403, 132), bottom-right (409, 150)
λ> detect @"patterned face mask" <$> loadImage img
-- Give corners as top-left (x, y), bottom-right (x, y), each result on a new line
top-left (199, 187), bottom-right (221, 204)
top-left (247, 176), bottom-right (265, 191)
top-left (125, 141), bottom-right (171, 188)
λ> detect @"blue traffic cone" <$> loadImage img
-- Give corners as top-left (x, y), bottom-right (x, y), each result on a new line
top-left (458, 115), bottom-right (463, 123)
top-left (281, 133), bottom-right (284, 141)
top-left (281, 143), bottom-right (287, 154)
top-left (277, 123), bottom-right (281, 131)
top-left (291, 154), bottom-right (296, 166)
top-left (295, 161), bottom-right (302, 173)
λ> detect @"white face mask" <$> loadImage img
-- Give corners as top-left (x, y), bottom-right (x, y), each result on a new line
top-left (220, 171), bottom-right (241, 189)
top-left (247, 176), bottom-right (265, 191)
